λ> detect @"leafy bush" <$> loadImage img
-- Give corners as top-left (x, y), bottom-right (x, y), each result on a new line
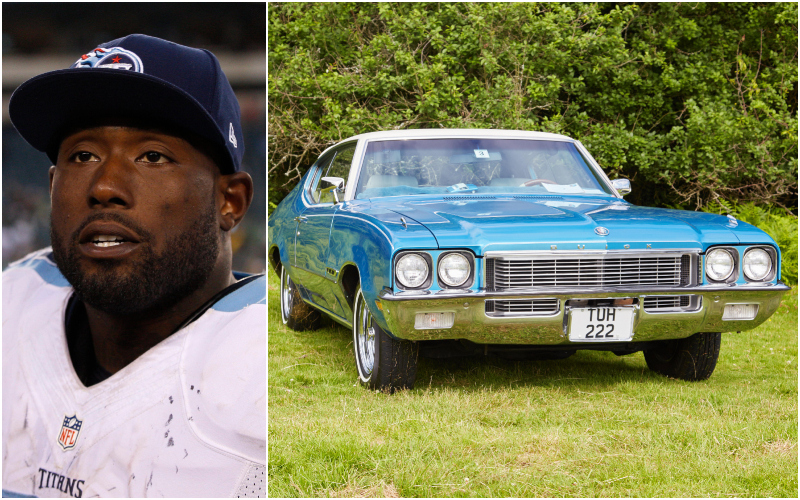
top-left (269, 2), bottom-right (797, 213)
top-left (706, 201), bottom-right (798, 285)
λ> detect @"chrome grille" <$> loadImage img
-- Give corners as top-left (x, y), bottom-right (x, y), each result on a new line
top-left (643, 295), bottom-right (698, 312)
top-left (680, 255), bottom-right (690, 285)
top-left (489, 255), bottom-right (686, 290)
top-left (486, 298), bottom-right (560, 317)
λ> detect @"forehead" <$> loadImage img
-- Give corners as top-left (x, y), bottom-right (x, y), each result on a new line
top-left (60, 125), bottom-right (194, 148)
top-left (58, 117), bottom-right (194, 146)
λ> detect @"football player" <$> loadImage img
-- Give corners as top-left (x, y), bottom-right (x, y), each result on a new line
top-left (3, 34), bottom-right (265, 498)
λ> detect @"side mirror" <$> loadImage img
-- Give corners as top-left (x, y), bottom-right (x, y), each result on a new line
top-left (611, 178), bottom-right (631, 196)
top-left (320, 177), bottom-right (345, 203)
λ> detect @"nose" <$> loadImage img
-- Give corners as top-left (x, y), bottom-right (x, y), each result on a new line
top-left (88, 154), bottom-right (133, 208)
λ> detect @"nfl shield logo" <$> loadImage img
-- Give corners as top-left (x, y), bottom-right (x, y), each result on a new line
top-left (58, 415), bottom-right (82, 450)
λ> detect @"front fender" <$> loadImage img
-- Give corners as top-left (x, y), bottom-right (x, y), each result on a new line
top-left (328, 202), bottom-right (438, 333)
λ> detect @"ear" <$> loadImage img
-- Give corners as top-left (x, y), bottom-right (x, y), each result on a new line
top-left (218, 172), bottom-right (253, 232)
top-left (48, 165), bottom-right (56, 196)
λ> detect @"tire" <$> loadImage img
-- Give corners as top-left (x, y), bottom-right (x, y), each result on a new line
top-left (280, 265), bottom-right (321, 331)
top-left (643, 332), bottom-right (722, 381)
top-left (353, 287), bottom-right (418, 392)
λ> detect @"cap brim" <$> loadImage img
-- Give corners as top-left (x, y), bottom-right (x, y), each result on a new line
top-left (9, 68), bottom-right (230, 170)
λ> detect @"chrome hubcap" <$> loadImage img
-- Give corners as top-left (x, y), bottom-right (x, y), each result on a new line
top-left (355, 292), bottom-right (375, 377)
top-left (280, 267), bottom-right (293, 324)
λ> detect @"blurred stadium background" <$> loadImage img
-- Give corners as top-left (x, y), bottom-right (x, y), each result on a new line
top-left (2, 3), bottom-right (266, 273)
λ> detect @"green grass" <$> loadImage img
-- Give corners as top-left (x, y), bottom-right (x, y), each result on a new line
top-left (268, 271), bottom-right (797, 497)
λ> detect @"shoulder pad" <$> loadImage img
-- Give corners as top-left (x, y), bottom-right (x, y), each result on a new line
top-left (4, 247), bottom-right (69, 288)
top-left (180, 278), bottom-right (266, 464)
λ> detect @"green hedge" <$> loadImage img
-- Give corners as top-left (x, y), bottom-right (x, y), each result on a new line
top-left (269, 2), bottom-right (797, 213)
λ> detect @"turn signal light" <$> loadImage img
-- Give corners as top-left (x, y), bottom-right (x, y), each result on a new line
top-left (414, 312), bottom-right (455, 330)
top-left (722, 304), bottom-right (758, 320)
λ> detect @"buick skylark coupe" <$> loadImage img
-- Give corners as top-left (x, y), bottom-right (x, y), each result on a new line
top-left (268, 129), bottom-right (789, 391)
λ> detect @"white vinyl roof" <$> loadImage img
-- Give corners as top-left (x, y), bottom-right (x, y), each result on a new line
top-left (342, 128), bottom-right (574, 143)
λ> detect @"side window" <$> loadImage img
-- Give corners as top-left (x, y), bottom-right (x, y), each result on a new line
top-left (317, 143), bottom-right (357, 204)
top-left (309, 152), bottom-right (336, 203)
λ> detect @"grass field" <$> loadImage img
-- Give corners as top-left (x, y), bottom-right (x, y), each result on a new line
top-left (268, 270), bottom-right (797, 497)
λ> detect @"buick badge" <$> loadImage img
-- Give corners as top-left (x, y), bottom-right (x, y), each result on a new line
top-left (595, 227), bottom-right (609, 236)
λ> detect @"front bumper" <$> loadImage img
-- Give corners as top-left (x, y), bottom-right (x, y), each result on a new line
top-left (377, 283), bottom-right (790, 344)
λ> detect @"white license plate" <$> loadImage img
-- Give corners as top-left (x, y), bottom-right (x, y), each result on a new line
top-left (569, 307), bottom-right (634, 342)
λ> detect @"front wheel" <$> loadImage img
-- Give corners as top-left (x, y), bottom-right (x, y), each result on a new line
top-left (280, 265), bottom-right (321, 331)
top-left (353, 287), bottom-right (418, 392)
top-left (643, 332), bottom-right (722, 381)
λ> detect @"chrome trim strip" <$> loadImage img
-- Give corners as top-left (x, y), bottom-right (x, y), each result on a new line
top-left (379, 283), bottom-right (790, 301)
top-left (301, 298), bottom-right (353, 329)
top-left (484, 249), bottom-right (701, 259)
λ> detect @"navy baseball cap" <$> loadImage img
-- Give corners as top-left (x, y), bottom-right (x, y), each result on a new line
top-left (8, 34), bottom-right (244, 174)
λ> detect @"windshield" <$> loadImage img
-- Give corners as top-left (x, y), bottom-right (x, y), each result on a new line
top-left (354, 138), bottom-right (613, 199)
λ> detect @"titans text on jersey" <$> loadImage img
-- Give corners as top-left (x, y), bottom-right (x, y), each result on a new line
top-left (2, 249), bottom-right (266, 498)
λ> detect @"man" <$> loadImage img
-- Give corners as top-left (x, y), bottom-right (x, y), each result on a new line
top-left (3, 35), bottom-right (265, 498)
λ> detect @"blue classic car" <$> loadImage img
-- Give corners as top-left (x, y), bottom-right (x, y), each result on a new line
top-left (268, 129), bottom-right (789, 391)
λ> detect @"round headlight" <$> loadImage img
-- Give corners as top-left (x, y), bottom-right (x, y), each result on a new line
top-left (438, 253), bottom-right (471, 287)
top-left (706, 248), bottom-right (735, 281)
top-left (743, 248), bottom-right (772, 281)
top-left (396, 253), bottom-right (429, 288)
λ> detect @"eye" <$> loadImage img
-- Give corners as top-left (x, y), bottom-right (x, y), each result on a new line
top-left (137, 151), bottom-right (173, 164)
top-left (70, 151), bottom-right (99, 163)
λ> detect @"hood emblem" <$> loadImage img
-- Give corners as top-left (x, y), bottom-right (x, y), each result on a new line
top-left (595, 227), bottom-right (609, 236)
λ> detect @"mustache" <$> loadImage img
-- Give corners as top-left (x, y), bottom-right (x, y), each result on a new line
top-left (69, 212), bottom-right (153, 244)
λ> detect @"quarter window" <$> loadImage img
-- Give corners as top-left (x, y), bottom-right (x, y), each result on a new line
top-left (328, 145), bottom-right (355, 179)
top-left (309, 152), bottom-right (336, 203)
top-left (313, 143), bottom-right (356, 204)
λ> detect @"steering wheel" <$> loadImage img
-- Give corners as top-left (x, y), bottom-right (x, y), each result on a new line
top-left (522, 179), bottom-right (557, 187)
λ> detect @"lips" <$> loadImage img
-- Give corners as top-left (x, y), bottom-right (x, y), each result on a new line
top-left (77, 221), bottom-right (142, 259)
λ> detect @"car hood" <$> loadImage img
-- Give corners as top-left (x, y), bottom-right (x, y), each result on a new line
top-left (368, 196), bottom-right (772, 255)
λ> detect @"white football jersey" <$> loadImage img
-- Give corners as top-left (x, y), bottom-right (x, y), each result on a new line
top-left (2, 249), bottom-right (266, 498)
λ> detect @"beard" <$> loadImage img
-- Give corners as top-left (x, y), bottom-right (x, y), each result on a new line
top-left (50, 203), bottom-right (220, 316)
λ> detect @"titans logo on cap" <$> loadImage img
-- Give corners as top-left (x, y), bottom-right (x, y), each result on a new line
top-left (72, 47), bottom-right (144, 73)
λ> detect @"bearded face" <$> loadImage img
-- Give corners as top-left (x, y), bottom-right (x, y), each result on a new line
top-left (49, 125), bottom-right (223, 316)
